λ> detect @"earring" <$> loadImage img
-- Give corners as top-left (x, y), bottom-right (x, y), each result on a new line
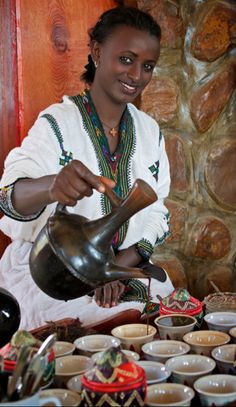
top-left (94, 60), bottom-right (98, 68)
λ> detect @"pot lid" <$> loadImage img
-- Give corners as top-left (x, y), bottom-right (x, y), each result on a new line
top-left (160, 288), bottom-right (202, 312)
top-left (82, 347), bottom-right (145, 390)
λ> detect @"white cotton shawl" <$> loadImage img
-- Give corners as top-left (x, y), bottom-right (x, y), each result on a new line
top-left (0, 97), bottom-right (173, 330)
top-left (0, 97), bottom-right (170, 246)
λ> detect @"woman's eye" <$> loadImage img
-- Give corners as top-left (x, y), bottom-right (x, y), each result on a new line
top-left (144, 64), bottom-right (154, 72)
top-left (119, 56), bottom-right (132, 64)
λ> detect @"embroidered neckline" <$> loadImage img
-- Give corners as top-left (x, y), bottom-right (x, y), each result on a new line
top-left (83, 89), bottom-right (127, 186)
top-left (70, 89), bottom-right (136, 248)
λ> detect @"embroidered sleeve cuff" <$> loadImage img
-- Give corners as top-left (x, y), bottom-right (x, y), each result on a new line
top-left (0, 182), bottom-right (45, 221)
top-left (155, 230), bottom-right (170, 246)
top-left (135, 239), bottom-right (154, 260)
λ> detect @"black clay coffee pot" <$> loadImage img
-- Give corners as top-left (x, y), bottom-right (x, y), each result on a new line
top-left (29, 178), bottom-right (161, 301)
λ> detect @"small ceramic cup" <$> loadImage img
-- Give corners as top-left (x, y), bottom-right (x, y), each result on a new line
top-left (229, 327), bottom-right (236, 343)
top-left (111, 323), bottom-right (156, 353)
top-left (41, 389), bottom-right (81, 407)
top-left (142, 340), bottom-right (190, 363)
top-left (194, 374), bottom-right (236, 407)
top-left (55, 355), bottom-right (92, 386)
top-left (183, 330), bottom-right (231, 356)
top-left (67, 374), bottom-right (83, 394)
top-left (136, 361), bottom-right (171, 385)
top-left (204, 312), bottom-right (236, 332)
top-left (146, 383), bottom-right (195, 406)
top-left (165, 354), bottom-right (216, 387)
top-left (154, 314), bottom-right (197, 341)
top-left (211, 344), bottom-right (236, 375)
top-left (53, 341), bottom-right (76, 358)
top-left (0, 391), bottom-right (61, 406)
top-left (73, 334), bottom-right (120, 357)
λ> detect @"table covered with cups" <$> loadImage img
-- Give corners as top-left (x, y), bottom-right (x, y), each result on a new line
top-left (1, 288), bottom-right (236, 406)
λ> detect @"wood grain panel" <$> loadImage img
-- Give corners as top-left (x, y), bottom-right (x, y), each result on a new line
top-left (16, 0), bottom-right (116, 140)
top-left (0, 0), bottom-right (116, 256)
top-left (0, 0), bottom-right (18, 255)
top-left (0, 0), bottom-right (20, 176)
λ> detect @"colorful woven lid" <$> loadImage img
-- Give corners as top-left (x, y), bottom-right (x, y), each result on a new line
top-left (160, 288), bottom-right (203, 316)
top-left (82, 347), bottom-right (145, 393)
top-left (0, 330), bottom-right (55, 386)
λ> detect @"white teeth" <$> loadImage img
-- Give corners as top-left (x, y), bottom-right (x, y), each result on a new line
top-left (121, 82), bottom-right (136, 91)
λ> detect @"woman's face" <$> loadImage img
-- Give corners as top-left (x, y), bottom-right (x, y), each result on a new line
top-left (91, 25), bottom-right (160, 105)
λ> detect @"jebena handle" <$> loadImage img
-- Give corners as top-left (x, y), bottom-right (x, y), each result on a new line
top-left (55, 176), bottom-right (122, 212)
top-left (100, 176), bottom-right (122, 208)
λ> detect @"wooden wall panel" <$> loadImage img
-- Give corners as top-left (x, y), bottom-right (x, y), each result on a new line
top-left (16, 0), bottom-right (116, 140)
top-left (0, 0), bottom-right (19, 256)
top-left (0, 0), bottom-right (116, 257)
top-left (0, 0), bottom-right (20, 176)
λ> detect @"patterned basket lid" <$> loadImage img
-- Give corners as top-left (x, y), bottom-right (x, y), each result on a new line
top-left (0, 330), bottom-right (55, 386)
top-left (82, 347), bottom-right (145, 392)
top-left (160, 288), bottom-right (203, 316)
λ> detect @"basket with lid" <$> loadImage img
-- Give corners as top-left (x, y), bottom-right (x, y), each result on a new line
top-left (159, 288), bottom-right (204, 328)
top-left (81, 346), bottom-right (146, 406)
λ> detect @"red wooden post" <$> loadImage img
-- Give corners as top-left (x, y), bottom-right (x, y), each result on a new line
top-left (0, 0), bottom-right (19, 256)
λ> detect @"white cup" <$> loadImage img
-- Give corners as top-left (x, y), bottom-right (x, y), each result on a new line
top-left (0, 391), bottom-right (61, 406)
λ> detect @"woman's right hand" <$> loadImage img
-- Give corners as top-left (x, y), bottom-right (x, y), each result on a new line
top-left (49, 160), bottom-right (115, 206)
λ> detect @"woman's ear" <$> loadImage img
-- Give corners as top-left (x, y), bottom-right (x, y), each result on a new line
top-left (91, 40), bottom-right (101, 66)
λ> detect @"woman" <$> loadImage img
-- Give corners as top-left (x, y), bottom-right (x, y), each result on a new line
top-left (0, 6), bottom-right (174, 330)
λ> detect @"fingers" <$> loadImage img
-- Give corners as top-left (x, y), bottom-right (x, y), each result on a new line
top-left (95, 281), bottom-right (125, 308)
top-left (73, 162), bottom-right (105, 194)
top-left (100, 176), bottom-right (116, 190)
top-left (94, 287), bottom-right (103, 306)
top-left (103, 283), bottom-right (113, 308)
top-left (49, 160), bottom-right (115, 205)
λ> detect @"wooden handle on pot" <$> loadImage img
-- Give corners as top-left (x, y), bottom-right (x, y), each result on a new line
top-left (100, 176), bottom-right (122, 208)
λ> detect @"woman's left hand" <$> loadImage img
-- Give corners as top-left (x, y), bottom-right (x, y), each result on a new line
top-left (94, 246), bottom-right (142, 308)
top-left (94, 281), bottom-right (125, 308)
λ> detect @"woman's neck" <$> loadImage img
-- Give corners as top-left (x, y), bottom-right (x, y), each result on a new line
top-left (89, 84), bottom-right (126, 126)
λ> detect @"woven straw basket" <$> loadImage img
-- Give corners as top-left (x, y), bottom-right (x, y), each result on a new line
top-left (204, 292), bottom-right (236, 314)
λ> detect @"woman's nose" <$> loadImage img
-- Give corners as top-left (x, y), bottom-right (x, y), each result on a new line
top-left (128, 63), bottom-right (141, 82)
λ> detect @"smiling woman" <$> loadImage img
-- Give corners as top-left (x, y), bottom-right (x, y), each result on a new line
top-left (0, 6), bottom-right (174, 330)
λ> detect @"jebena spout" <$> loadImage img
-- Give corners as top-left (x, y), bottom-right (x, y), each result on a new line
top-left (104, 263), bottom-right (151, 282)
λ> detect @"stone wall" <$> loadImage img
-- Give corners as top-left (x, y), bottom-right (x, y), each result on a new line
top-left (136, 0), bottom-right (236, 299)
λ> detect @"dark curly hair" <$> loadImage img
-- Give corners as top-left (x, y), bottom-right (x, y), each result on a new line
top-left (81, 6), bottom-right (161, 85)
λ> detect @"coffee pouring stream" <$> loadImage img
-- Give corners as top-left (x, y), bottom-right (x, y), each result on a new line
top-left (29, 177), bottom-right (159, 301)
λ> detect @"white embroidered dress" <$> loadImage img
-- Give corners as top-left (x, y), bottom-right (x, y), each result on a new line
top-left (0, 95), bottom-right (173, 330)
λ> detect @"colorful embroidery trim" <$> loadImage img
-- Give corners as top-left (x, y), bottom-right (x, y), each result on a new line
top-left (156, 212), bottom-right (170, 245)
top-left (0, 181), bottom-right (44, 221)
top-left (121, 279), bottom-right (152, 303)
top-left (41, 114), bottom-right (73, 167)
top-left (69, 89), bottom-right (136, 249)
top-left (156, 230), bottom-right (170, 246)
top-left (136, 238), bottom-right (153, 260)
top-left (148, 160), bottom-right (159, 181)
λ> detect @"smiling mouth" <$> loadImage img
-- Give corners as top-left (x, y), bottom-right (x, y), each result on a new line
top-left (119, 80), bottom-right (138, 94)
